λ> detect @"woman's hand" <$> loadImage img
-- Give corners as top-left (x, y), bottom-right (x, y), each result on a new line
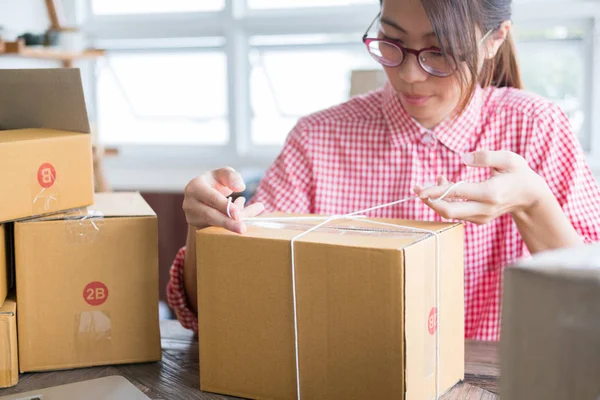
top-left (183, 167), bottom-right (265, 234)
top-left (413, 151), bottom-right (552, 225)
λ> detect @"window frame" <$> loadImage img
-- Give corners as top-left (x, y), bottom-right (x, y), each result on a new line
top-left (82, 0), bottom-right (600, 191)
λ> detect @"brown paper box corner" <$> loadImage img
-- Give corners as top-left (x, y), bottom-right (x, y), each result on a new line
top-left (197, 215), bottom-right (465, 400)
top-left (0, 68), bottom-right (94, 223)
top-left (501, 243), bottom-right (600, 400)
top-left (14, 192), bottom-right (161, 373)
top-left (0, 293), bottom-right (18, 388)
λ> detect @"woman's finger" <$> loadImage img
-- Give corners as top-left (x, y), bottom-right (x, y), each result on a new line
top-left (421, 198), bottom-right (492, 222)
top-left (234, 196), bottom-right (247, 207)
top-left (239, 202), bottom-right (265, 219)
top-left (189, 202), bottom-right (246, 234)
top-left (415, 181), bottom-right (491, 203)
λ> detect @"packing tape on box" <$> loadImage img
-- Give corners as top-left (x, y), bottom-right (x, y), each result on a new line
top-left (239, 181), bottom-right (464, 400)
top-left (64, 209), bottom-right (105, 244)
top-left (74, 310), bottom-right (112, 365)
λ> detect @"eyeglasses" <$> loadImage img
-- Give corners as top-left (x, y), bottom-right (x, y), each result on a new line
top-left (362, 12), bottom-right (493, 78)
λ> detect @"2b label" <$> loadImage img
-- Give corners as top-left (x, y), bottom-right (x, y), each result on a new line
top-left (37, 163), bottom-right (56, 188)
top-left (83, 281), bottom-right (109, 306)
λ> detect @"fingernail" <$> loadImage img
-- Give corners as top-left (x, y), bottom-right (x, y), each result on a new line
top-left (461, 153), bottom-right (474, 165)
top-left (240, 223), bottom-right (247, 234)
top-left (233, 180), bottom-right (246, 190)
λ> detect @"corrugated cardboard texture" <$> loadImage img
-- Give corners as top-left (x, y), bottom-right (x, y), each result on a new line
top-left (15, 192), bottom-right (161, 372)
top-left (0, 69), bottom-right (90, 133)
top-left (197, 216), bottom-right (464, 400)
top-left (501, 243), bottom-right (600, 400)
top-left (0, 128), bottom-right (93, 222)
top-left (0, 225), bottom-right (7, 305)
top-left (0, 294), bottom-right (18, 388)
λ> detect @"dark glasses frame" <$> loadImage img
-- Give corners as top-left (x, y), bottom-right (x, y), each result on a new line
top-left (361, 12), bottom-right (457, 78)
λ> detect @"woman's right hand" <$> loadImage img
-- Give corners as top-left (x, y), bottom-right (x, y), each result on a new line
top-left (183, 167), bottom-right (265, 234)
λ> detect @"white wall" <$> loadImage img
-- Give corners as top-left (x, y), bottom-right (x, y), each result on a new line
top-left (0, 0), bottom-right (50, 35)
top-left (0, 0), bottom-right (60, 68)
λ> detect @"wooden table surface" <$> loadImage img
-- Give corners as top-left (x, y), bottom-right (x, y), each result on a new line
top-left (1, 320), bottom-right (500, 399)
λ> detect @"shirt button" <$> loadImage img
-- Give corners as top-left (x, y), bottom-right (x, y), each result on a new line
top-left (422, 133), bottom-right (437, 146)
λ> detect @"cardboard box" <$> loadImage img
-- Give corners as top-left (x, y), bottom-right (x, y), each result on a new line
top-left (0, 224), bottom-right (8, 306)
top-left (0, 294), bottom-right (18, 388)
top-left (0, 68), bottom-right (94, 223)
top-left (14, 192), bottom-right (161, 372)
top-left (501, 243), bottom-right (600, 400)
top-left (197, 216), bottom-right (465, 399)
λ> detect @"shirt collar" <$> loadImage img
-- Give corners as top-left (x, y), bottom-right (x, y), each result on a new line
top-left (382, 81), bottom-right (483, 153)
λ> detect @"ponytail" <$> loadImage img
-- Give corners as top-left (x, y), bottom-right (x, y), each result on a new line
top-left (481, 31), bottom-right (523, 90)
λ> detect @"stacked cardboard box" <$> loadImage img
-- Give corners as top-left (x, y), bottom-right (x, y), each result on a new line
top-left (0, 294), bottom-right (17, 389)
top-left (196, 216), bottom-right (465, 399)
top-left (501, 243), bottom-right (600, 400)
top-left (0, 224), bottom-right (8, 307)
top-left (0, 69), bottom-right (161, 388)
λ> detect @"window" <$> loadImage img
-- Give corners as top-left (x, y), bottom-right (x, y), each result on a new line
top-left (515, 23), bottom-right (591, 150)
top-left (250, 37), bottom-right (378, 145)
top-left (85, 0), bottom-right (600, 191)
top-left (248, 0), bottom-right (373, 9)
top-left (97, 51), bottom-right (228, 145)
top-left (91, 0), bottom-right (224, 15)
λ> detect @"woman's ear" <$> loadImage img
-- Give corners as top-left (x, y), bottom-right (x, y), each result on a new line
top-left (487, 20), bottom-right (512, 59)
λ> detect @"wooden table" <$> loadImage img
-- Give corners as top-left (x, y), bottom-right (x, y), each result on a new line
top-left (1, 321), bottom-right (500, 399)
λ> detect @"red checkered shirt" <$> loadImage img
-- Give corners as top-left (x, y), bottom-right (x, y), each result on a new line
top-left (167, 82), bottom-right (600, 341)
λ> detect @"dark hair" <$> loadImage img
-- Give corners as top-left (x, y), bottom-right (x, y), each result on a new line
top-left (380, 0), bottom-right (523, 114)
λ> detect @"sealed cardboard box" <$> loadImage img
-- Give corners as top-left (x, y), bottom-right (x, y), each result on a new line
top-left (501, 243), bottom-right (600, 400)
top-left (0, 294), bottom-right (18, 388)
top-left (0, 68), bottom-right (94, 223)
top-left (0, 224), bottom-right (8, 305)
top-left (14, 192), bottom-right (161, 372)
top-left (197, 216), bottom-right (465, 400)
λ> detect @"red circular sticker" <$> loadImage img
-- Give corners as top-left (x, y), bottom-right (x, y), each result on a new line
top-left (37, 163), bottom-right (56, 188)
top-left (83, 282), bottom-right (109, 306)
top-left (428, 307), bottom-right (438, 335)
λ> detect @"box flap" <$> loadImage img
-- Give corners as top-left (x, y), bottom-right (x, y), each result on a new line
top-left (514, 243), bottom-right (600, 278)
top-left (89, 192), bottom-right (156, 218)
top-left (0, 69), bottom-right (90, 133)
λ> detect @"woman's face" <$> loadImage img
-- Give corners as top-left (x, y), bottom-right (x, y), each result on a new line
top-left (379, 0), bottom-right (474, 129)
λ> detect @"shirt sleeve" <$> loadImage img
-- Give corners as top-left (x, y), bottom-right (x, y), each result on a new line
top-left (525, 102), bottom-right (600, 244)
top-left (248, 117), bottom-right (314, 213)
top-left (167, 119), bottom-right (315, 331)
top-left (166, 246), bottom-right (198, 332)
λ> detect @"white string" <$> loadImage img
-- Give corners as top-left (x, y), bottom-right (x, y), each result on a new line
top-left (238, 180), bottom-right (464, 399)
top-left (226, 197), bottom-right (233, 219)
top-left (429, 181), bottom-right (465, 204)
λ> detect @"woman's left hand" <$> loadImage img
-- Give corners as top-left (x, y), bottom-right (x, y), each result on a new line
top-left (413, 150), bottom-right (552, 225)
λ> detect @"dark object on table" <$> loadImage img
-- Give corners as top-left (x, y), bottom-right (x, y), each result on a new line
top-left (17, 32), bottom-right (45, 46)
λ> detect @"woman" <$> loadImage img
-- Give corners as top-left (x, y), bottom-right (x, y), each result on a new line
top-left (168, 0), bottom-right (600, 341)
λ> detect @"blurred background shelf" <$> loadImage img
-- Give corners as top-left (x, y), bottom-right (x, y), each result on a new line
top-left (0, 39), bottom-right (105, 68)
